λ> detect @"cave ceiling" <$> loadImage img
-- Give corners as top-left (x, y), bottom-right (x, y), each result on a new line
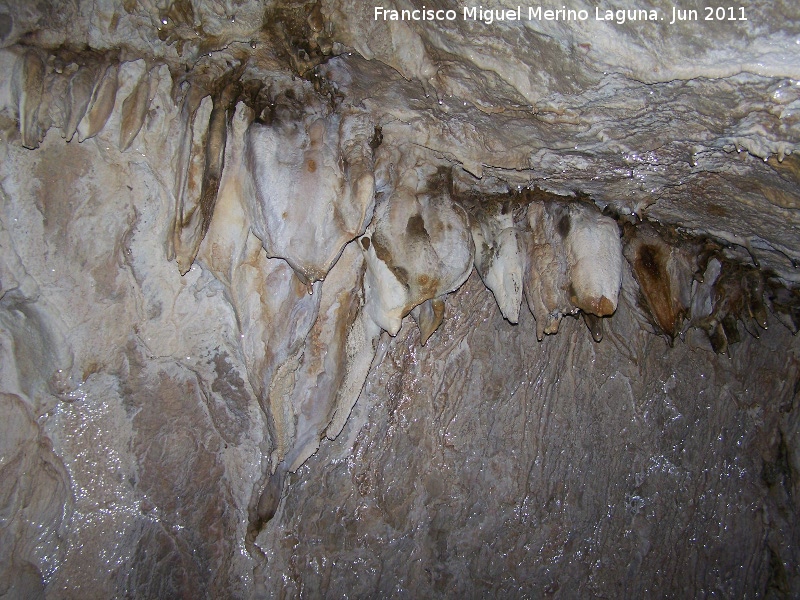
top-left (2, 0), bottom-right (799, 278)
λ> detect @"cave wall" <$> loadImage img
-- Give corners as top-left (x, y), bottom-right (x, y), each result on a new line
top-left (2, 129), bottom-right (799, 596)
top-left (261, 273), bottom-right (800, 597)
top-left (1, 0), bottom-right (800, 598)
top-left (1, 120), bottom-right (265, 599)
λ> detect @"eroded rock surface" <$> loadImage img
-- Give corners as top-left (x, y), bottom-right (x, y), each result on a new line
top-left (259, 273), bottom-right (800, 597)
top-left (0, 0), bottom-right (799, 597)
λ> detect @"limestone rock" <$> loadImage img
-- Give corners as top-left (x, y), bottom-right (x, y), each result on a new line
top-left (0, 0), bottom-right (799, 597)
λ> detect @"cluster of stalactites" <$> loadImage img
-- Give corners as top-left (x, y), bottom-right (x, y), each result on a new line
top-left (8, 43), bottom-right (800, 530)
top-left (0, 44), bottom-right (236, 280)
top-left (464, 192), bottom-right (624, 343)
top-left (465, 195), bottom-right (800, 353)
top-left (0, 43), bottom-right (623, 346)
top-left (623, 221), bottom-right (800, 354)
top-left (0, 44), bottom-right (631, 350)
top-left (0, 47), bottom-right (125, 150)
top-left (0, 47), bottom-right (258, 280)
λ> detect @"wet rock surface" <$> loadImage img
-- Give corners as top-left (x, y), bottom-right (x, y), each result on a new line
top-left (0, 0), bottom-right (799, 597)
top-left (259, 273), bottom-right (800, 597)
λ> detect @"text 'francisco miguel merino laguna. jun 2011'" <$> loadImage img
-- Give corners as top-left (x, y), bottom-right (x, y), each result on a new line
top-left (373, 5), bottom-right (749, 26)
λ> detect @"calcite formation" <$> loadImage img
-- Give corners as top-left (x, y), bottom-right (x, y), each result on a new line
top-left (468, 197), bottom-right (525, 323)
top-left (0, 0), bottom-right (799, 597)
top-left (360, 161), bottom-right (474, 336)
top-left (244, 94), bottom-right (376, 284)
top-left (523, 198), bottom-right (624, 340)
top-left (623, 222), bottom-right (696, 339)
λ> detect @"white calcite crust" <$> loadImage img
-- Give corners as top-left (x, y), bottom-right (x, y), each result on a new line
top-left (563, 202), bottom-right (623, 317)
top-left (523, 200), bottom-right (623, 339)
top-left (470, 203), bottom-right (525, 323)
top-left (244, 101), bottom-right (376, 284)
top-left (360, 169), bottom-right (474, 335)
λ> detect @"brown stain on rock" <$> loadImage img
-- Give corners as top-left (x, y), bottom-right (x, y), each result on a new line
top-left (706, 203), bottom-right (728, 217)
top-left (632, 243), bottom-right (681, 336)
top-left (406, 213), bottom-right (429, 241)
top-left (370, 232), bottom-right (392, 264)
top-left (306, 158), bottom-right (317, 173)
top-left (371, 231), bottom-right (411, 289)
top-left (595, 295), bottom-right (615, 317)
top-left (638, 244), bottom-right (662, 280)
top-left (414, 297), bottom-right (446, 345)
top-left (557, 213), bottom-right (571, 238)
top-left (570, 282), bottom-right (615, 316)
top-left (416, 274), bottom-right (440, 300)
top-left (392, 266), bottom-right (410, 288)
top-left (33, 142), bottom-right (90, 243)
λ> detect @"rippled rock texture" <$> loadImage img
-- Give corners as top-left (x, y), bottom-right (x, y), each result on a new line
top-left (257, 273), bottom-right (800, 597)
top-left (1, 0), bottom-right (800, 597)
